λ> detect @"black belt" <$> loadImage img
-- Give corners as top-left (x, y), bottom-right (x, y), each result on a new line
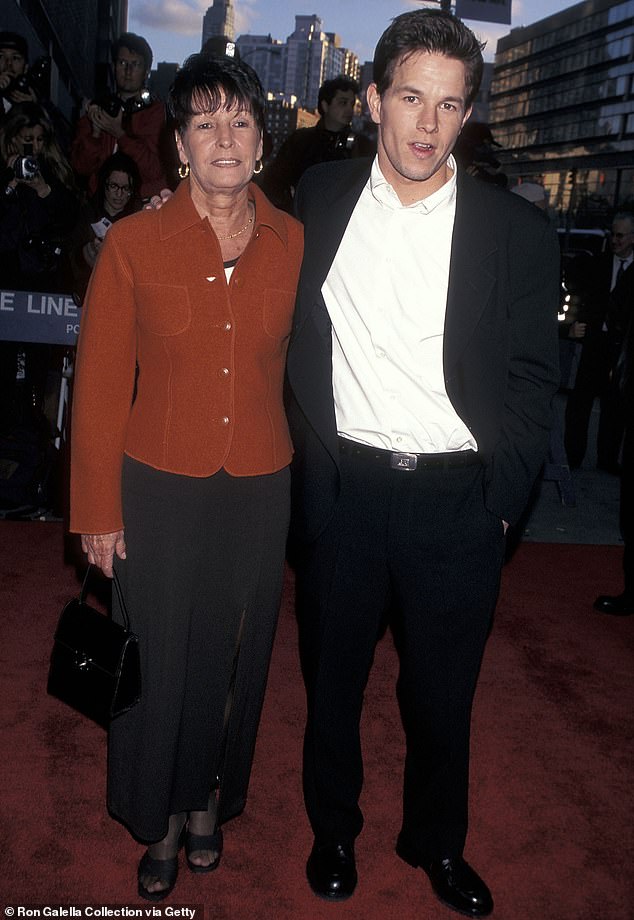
top-left (337, 437), bottom-right (480, 472)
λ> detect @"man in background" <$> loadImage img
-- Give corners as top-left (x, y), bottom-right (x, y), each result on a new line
top-left (564, 212), bottom-right (634, 472)
top-left (260, 75), bottom-right (374, 212)
top-left (71, 32), bottom-right (168, 199)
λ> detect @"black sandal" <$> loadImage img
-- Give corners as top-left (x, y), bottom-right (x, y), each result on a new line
top-left (185, 826), bottom-right (223, 874)
top-left (137, 827), bottom-right (185, 901)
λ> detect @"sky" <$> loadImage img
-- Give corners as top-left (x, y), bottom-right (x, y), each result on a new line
top-left (128, 0), bottom-right (580, 68)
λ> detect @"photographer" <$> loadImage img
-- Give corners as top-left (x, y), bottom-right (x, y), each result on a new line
top-left (0, 102), bottom-right (78, 431)
top-left (70, 33), bottom-right (168, 200)
top-left (1, 32), bottom-right (39, 114)
top-left (259, 76), bottom-right (374, 213)
top-left (0, 31), bottom-right (69, 145)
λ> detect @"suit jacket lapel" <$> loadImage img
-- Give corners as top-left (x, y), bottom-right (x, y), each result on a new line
top-left (444, 173), bottom-right (498, 375)
top-left (294, 161), bottom-right (371, 333)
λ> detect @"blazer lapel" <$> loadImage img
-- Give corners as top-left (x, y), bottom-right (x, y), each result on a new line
top-left (294, 161), bottom-right (371, 334)
top-left (444, 173), bottom-right (498, 375)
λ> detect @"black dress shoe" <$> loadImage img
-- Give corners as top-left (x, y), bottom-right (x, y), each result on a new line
top-left (396, 841), bottom-right (492, 917)
top-left (306, 841), bottom-right (357, 900)
top-left (593, 593), bottom-right (634, 616)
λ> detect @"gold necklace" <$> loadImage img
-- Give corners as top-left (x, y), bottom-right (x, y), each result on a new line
top-left (217, 205), bottom-right (254, 241)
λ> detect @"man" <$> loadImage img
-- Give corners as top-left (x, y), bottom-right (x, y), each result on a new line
top-left (564, 212), bottom-right (634, 471)
top-left (259, 75), bottom-right (374, 212)
top-left (0, 31), bottom-right (37, 115)
top-left (71, 32), bottom-right (168, 199)
top-left (594, 260), bottom-right (634, 616)
top-left (0, 31), bottom-right (67, 143)
top-left (286, 10), bottom-right (560, 917)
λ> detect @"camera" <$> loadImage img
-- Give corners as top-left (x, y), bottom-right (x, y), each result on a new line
top-left (335, 132), bottom-right (356, 152)
top-left (1, 56), bottom-right (51, 100)
top-left (92, 93), bottom-right (123, 117)
top-left (13, 156), bottom-right (39, 180)
top-left (91, 89), bottom-right (152, 118)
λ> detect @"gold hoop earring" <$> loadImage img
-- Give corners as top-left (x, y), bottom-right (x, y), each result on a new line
top-left (253, 159), bottom-right (263, 175)
top-left (178, 163), bottom-right (190, 179)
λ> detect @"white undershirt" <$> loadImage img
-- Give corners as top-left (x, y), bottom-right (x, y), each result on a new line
top-left (322, 156), bottom-right (477, 454)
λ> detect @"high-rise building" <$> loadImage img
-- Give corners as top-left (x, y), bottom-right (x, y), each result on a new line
top-left (236, 34), bottom-right (286, 97)
top-left (488, 0), bottom-right (634, 222)
top-left (284, 15), bottom-right (329, 110)
top-left (202, 0), bottom-right (235, 45)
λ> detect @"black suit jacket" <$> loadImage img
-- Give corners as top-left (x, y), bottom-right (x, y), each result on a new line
top-left (286, 159), bottom-right (561, 541)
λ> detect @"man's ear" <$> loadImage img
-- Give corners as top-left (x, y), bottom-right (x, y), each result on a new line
top-left (461, 105), bottom-right (473, 131)
top-left (367, 83), bottom-right (381, 126)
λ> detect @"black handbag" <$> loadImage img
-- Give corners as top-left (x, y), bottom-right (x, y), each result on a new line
top-left (47, 565), bottom-right (141, 728)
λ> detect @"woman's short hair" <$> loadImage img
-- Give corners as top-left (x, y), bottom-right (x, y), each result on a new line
top-left (97, 151), bottom-right (141, 200)
top-left (167, 55), bottom-right (266, 136)
top-left (373, 9), bottom-right (485, 110)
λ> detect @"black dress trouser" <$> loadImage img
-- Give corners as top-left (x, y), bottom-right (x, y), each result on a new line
top-left (296, 447), bottom-right (506, 861)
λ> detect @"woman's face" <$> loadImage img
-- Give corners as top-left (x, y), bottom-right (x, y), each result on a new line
top-left (175, 94), bottom-right (263, 201)
top-left (15, 124), bottom-right (45, 156)
top-left (103, 169), bottom-right (133, 215)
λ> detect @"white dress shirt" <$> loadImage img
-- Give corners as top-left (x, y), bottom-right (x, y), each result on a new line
top-left (322, 156), bottom-right (477, 454)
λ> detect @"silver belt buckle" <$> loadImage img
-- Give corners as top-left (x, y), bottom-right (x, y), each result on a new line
top-left (390, 452), bottom-right (418, 471)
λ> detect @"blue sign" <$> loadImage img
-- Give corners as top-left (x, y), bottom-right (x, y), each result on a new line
top-left (0, 289), bottom-right (81, 345)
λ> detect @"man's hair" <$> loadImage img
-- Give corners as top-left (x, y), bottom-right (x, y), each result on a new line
top-left (112, 32), bottom-right (153, 73)
top-left (318, 76), bottom-right (359, 114)
top-left (373, 10), bottom-right (485, 109)
top-left (613, 211), bottom-right (634, 229)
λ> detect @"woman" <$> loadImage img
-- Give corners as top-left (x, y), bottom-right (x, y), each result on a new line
top-left (70, 55), bottom-right (303, 900)
top-left (65, 151), bottom-right (141, 302)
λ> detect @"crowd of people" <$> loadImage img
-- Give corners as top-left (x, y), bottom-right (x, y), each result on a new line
top-left (1, 9), bottom-right (632, 915)
top-left (0, 29), bottom-right (170, 446)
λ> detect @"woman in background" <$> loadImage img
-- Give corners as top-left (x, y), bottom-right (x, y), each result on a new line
top-left (65, 151), bottom-right (141, 302)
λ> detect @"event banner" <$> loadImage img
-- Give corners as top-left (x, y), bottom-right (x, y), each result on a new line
top-left (0, 289), bottom-right (81, 346)
top-left (456, 0), bottom-right (512, 25)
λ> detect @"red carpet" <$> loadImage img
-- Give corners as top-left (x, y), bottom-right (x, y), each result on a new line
top-left (1, 522), bottom-right (632, 919)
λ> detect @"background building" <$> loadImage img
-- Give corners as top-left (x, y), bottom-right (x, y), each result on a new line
top-left (202, 0), bottom-right (235, 45)
top-left (263, 99), bottom-right (319, 159)
top-left (3, 0), bottom-right (127, 124)
top-left (236, 34), bottom-right (285, 97)
top-left (149, 61), bottom-right (179, 102)
top-left (488, 0), bottom-right (634, 226)
top-left (277, 14), bottom-right (359, 111)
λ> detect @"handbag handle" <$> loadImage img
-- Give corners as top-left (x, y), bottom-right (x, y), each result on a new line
top-left (79, 564), bottom-right (132, 632)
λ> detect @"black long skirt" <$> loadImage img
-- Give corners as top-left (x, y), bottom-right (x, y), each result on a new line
top-left (108, 456), bottom-right (290, 842)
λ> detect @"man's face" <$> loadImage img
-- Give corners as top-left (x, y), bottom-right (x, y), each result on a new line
top-left (0, 46), bottom-right (26, 78)
top-left (610, 218), bottom-right (634, 260)
top-left (367, 51), bottom-right (471, 205)
top-left (321, 90), bottom-right (356, 132)
top-left (115, 46), bottom-right (147, 97)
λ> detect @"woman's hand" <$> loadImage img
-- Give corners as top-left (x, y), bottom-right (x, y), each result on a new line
top-left (81, 530), bottom-right (126, 578)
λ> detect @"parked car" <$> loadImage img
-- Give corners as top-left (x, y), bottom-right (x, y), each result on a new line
top-left (556, 227), bottom-right (609, 256)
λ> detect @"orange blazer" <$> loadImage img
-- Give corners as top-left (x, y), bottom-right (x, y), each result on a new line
top-left (70, 180), bottom-right (303, 535)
